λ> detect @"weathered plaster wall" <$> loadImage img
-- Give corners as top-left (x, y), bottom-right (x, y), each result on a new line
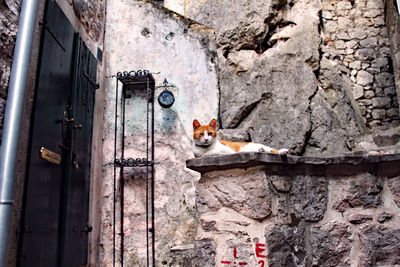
top-left (187, 154), bottom-right (400, 266)
top-left (101, 1), bottom-right (218, 265)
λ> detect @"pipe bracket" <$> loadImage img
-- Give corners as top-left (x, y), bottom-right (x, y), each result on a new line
top-left (0, 200), bottom-right (14, 206)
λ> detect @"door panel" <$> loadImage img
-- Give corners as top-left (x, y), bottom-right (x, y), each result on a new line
top-left (63, 39), bottom-right (97, 267)
top-left (19, 1), bottom-right (75, 266)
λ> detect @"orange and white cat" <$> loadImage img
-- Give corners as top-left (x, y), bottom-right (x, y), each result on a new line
top-left (192, 119), bottom-right (289, 158)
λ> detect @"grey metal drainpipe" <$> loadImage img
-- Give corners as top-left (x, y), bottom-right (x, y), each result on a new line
top-left (0, 0), bottom-right (40, 266)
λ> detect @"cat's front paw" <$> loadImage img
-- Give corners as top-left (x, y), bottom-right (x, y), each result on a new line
top-left (278, 148), bottom-right (289, 155)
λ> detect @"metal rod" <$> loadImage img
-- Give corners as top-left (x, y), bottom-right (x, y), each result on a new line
top-left (0, 0), bottom-right (40, 265)
top-left (146, 78), bottom-right (150, 267)
top-left (120, 82), bottom-right (126, 267)
top-left (151, 78), bottom-right (155, 267)
top-left (113, 78), bottom-right (119, 267)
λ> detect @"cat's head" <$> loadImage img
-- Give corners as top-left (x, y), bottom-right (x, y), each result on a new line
top-left (193, 119), bottom-right (217, 146)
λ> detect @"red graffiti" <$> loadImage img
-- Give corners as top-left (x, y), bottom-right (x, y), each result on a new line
top-left (221, 246), bottom-right (248, 266)
top-left (255, 243), bottom-right (267, 258)
top-left (255, 243), bottom-right (267, 266)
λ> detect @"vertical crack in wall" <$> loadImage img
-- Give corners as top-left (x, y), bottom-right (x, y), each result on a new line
top-left (300, 85), bottom-right (319, 156)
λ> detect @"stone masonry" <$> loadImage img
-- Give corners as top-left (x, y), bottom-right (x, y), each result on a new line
top-left (187, 153), bottom-right (400, 267)
top-left (320, 0), bottom-right (400, 128)
top-left (0, 0), bottom-right (21, 144)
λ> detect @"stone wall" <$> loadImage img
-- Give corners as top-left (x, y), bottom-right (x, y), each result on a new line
top-left (182, 0), bottom-right (367, 156)
top-left (385, 0), bottom-right (400, 110)
top-left (321, 0), bottom-right (399, 128)
top-left (0, 0), bottom-right (21, 143)
top-left (64, 0), bottom-right (104, 42)
top-left (187, 153), bottom-right (400, 266)
top-left (101, 1), bottom-right (218, 265)
top-left (168, 0), bottom-right (400, 156)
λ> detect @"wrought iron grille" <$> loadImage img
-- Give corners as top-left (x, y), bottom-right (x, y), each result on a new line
top-left (111, 70), bottom-right (156, 267)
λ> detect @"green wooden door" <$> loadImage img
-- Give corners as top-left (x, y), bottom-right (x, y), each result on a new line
top-left (18, 1), bottom-right (97, 266)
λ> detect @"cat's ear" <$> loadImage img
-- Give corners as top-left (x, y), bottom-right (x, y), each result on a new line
top-left (193, 119), bottom-right (201, 130)
top-left (209, 119), bottom-right (217, 129)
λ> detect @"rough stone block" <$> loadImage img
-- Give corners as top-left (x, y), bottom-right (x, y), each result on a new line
top-left (200, 170), bottom-right (271, 220)
top-left (368, 120), bottom-right (381, 127)
top-left (331, 173), bottom-right (383, 212)
top-left (384, 86), bottom-right (396, 96)
top-left (349, 29), bottom-right (368, 39)
top-left (196, 187), bottom-right (222, 214)
top-left (338, 17), bottom-right (352, 29)
top-left (289, 175), bottom-right (327, 222)
top-left (371, 57), bottom-right (389, 68)
top-left (170, 245), bottom-right (195, 267)
top-left (201, 220), bottom-right (217, 232)
top-left (372, 97), bottom-right (391, 108)
top-left (355, 48), bottom-right (375, 60)
top-left (194, 239), bottom-right (216, 267)
top-left (265, 224), bottom-right (306, 267)
top-left (375, 72), bottom-right (395, 87)
top-left (337, 31), bottom-right (351, 40)
top-left (269, 175), bottom-right (292, 192)
top-left (371, 109), bottom-right (386, 119)
top-left (347, 213), bottom-right (373, 224)
top-left (337, 1), bottom-right (352, 9)
top-left (359, 224), bottom-right (400, 266)
top-left (346, 40), bottom-right (359, 49)
top-left (359, 37), bottom-right (378, 48)
top-left (334, 40), bottom-right (346, 49)
top-left (363, 8), bottom-right (383, 18)
top-left (356, 70), bottom-right (374, 86)
top-left (0, 98), bottom-right (6, 142)
top-left (310, 222), bottom-right (353, 266)
top-left (373, 134), bottom-right (400, 147)
top-left (388, 176), bottom-right (400, 207)
top-left (376, 212), bottom-right (393, 223)
top-left (387, 108), bottom-right (400, 118)
top-left (270, 194), bottom-right (291, 224)
top-left (364, 90), bottom-right (375, 98)
top-left (352, 84), bottom-right (364, 99)
top-left (349, 60), bottom-right (362, 70)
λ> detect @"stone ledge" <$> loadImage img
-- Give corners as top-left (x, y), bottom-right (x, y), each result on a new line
top-left (186, 152), bottom-right (400, 175)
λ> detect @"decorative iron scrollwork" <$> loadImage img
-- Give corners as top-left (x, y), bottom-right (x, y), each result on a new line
top-left (116, 70), bottom-right (150, 80)
top-left (114, 158), bottom-right (153, 167)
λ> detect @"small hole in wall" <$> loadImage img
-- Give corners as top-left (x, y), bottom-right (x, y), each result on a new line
top-left (350, 0), bottom-right (355, 7)
top-left (223, 49), bottom-right (229, 59)
top-left (388, 57), bottom-right (394, 74)
top-left (162, 261), bottom-right (168, 265)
